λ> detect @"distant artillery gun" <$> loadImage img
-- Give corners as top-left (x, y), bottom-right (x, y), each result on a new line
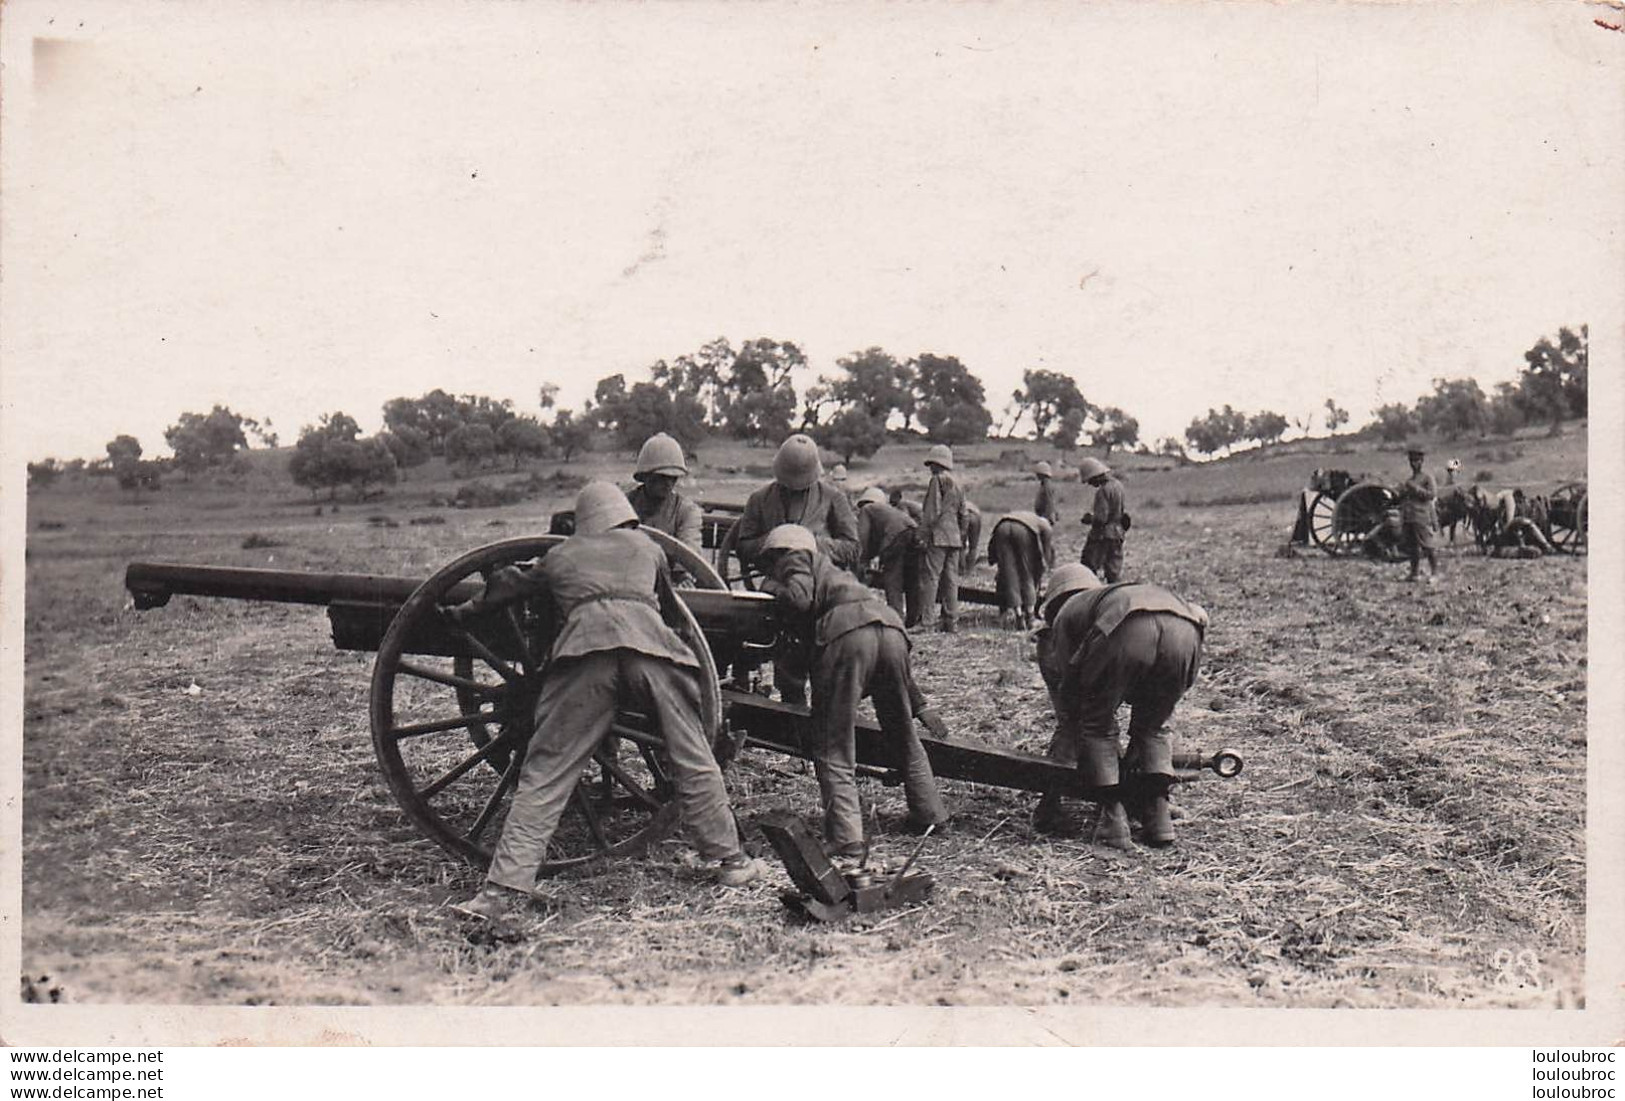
top-left (124, 538), bottom-right (1242, 878)
top-left (1299, 470), bottom-right (1402, 558)
top-left (1544, 482), bottom-right (1587, 554)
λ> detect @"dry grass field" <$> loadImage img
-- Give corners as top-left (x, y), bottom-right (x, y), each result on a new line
top-left (20, 428), bottom-right (1588, 1007)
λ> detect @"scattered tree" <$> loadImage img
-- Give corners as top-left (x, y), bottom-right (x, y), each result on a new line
top-left (811, 408), bottom-right (889, 464)
top-left (1371, 402), bottom-right (1418, 443)
top-left (26, 459), bottom-right (60, 489)
top-left (164, 405), bottom-right (252, 477)
top-left (549, 409), bottom-right (594, 462)
top-left (497, 417), bottom-right (551, 469)
top-left (828, 347), bottom-right (914, 427)
top-left (1246, 410), bottom-right (1289, 447)
top-left (1414, 377), bottom-right (1487, 440)
top-left (444, 423), bottom-right (498, 473)
top-left (912, 353), bottom-right (992, 444)
top-left (1092, 407), bottom-right (1141, 455)
top-left (1184, 405), bottom-right (1248, 456)
top-left (1011, 369), bottom-right (1092, 442)
top-left (105, 435), bottom-right (155, 494)
top-left (1053, 407), bottom-right (1087, 453)
top-left (1517, 324), bottom-right (1587, 433)
top-left (378, 425), bottom-right (432, 475)
top-left (719, 338), bottom-right (801, 444)
top-left (1323, 399), bottom-right (1350, 433)
top-left (289, 417), bottom-right (399, 499)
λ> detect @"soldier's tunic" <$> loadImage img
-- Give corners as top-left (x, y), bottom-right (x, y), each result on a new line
top-left (626, 483), bottom-right (705, 583)
top-left (855, 500), bottom-right (919, 617)
top-left (1082, 477), bottom-right (1128, 584)
top-left (916, 470), bottom-right (967, 628)
top-left (988, 511), bottom-right (1055, 623)
top-left (468, 529), bottom-right (742, 892)
top-left (735, 479), bottom-right (861, 702)
top-left (760, 553), bottom-right (947, 853)
top-left (1036, 582), bottom-right (1207, 790)
top-left (1034, 479), bottom-right (1060, 525)
top-left (625, 483), bottom-right (704, 552)
top-left (735, 480), bottom-right (860, 571)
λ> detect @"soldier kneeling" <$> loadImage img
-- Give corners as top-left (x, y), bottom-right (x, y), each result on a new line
top-left (756, 524), bottom-right (950, 859)
top-left (1031, 564), bottom-right (1208, 849)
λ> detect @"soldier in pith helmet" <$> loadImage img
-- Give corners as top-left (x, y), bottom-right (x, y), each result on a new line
top-left (447, 482), bottom-right (764, 919)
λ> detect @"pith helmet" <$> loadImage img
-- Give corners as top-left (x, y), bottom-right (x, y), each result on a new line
top-left (1075, 456), bottom-right (1111, 481)
top-left (830, 463), bottom-right (849, 485)
top-left (1405, 442), bottom-right (1427, 457)
top-left (574, 481), bottom-right (638, 535)
top-left (925, 444), bottom-right (954, 471)
top-left (773, 434), bottom-right (824, 490)
top-left (1041, 563), bottom-right (1102, 617)
top-left (760, 523), bottom-right (818, 555)
top-left (1034, 461), bottom-right (1054, 478)
top-left (634, 433), bottom-right (687, 479)
top-left (856, 486), bottom-right (888, 507)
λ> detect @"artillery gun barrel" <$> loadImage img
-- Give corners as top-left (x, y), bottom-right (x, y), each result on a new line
top-left (124, 562), bottom-right (480, 611)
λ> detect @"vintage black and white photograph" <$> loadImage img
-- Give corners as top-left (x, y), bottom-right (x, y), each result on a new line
top-left (3, 0), bottom-right (1620, 1042)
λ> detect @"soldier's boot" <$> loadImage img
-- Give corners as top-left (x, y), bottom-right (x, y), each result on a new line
top-left (1139, 788), bottom-right (1175, 847)
top-left (1032, 793), bottom-right (1073, 836)
top-left (1092, 799), bottom-right (1132, 850)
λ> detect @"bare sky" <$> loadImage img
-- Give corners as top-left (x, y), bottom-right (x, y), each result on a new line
top-left (3, 1), bottom-right (1620, 462)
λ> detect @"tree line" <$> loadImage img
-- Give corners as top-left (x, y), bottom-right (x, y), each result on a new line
top-left (26, 324), bottom-right (1587, 496)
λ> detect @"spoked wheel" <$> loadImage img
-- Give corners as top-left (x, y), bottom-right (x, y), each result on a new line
top-left (1548, 484), bottom-right (1588, 555)
top-left (1307, 491), bottom-right (1340, 551)
top-left (714, 518), bottom-right (762, 591)
top-left (1329, 483), bottom-right (1399, 558)
top-left (370, 534), bottom-right (724, 876)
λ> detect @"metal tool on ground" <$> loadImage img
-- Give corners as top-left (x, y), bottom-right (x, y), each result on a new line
top-left (758, 812), bottom-right (934, 922)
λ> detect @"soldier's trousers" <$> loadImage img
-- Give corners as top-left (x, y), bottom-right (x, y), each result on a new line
top-left (1402, 520), bottom-right (1438, 574)
top-left (810, 625), bottom-right (948, 853)
top-left (916, 545), bottom-right (961, 627)
top-left (1081, 537), bottom-right (1124, 584)
top-left (1045, 612), bottom-right (1201, 789)
top-left (990, 520), bottom-right (1043, 622)
top-left (486, 649), bottom-right (742, 892)
top-left (874, 534), bottom-right (915, 619)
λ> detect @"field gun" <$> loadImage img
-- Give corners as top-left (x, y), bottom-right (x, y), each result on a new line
top-left (125, 533), bottom-right (1242, 876)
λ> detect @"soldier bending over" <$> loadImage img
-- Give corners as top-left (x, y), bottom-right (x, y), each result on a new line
top-left (757, 524), bottom-right (950, 859)
top-left (449, 482), bottom-right (764, 919)
top-left (1032, 564), bottom-right (1207, 849)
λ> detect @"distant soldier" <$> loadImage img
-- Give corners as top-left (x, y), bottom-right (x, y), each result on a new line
top-left (626, 434), bottom-right (704, 579)
top-left (959, 500), bottom-right (984, 574)
top-left (1078, 457), bottom-right (1128, 584)
top-left (888, 486), bottom-right (924, 524)
top-left (829, 463), bottom-right (852, 499)
top-left (734, 434), bottom-right (861, 705)
top-left (916, 444), bottom-right (967, 633)
top-left (854, 486), bottom-right (920, 618)
top-left (1361, 507), bottom-right (1405, 560)
top-left (1031, 564), bottom-right (1208, 849)
top-left (1396, 444), bottom-right (1441, 583)
top-left (757, 524), bottom-right (950, 857)
top-left (447, 482), bottom-right (764, 919)
top-left (987, 510), bottom-right (1055, 629)
top-left (1033, 461), bottom-right (1060, 525)
top-left (1490, 516), bottom-right (1556, 558)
